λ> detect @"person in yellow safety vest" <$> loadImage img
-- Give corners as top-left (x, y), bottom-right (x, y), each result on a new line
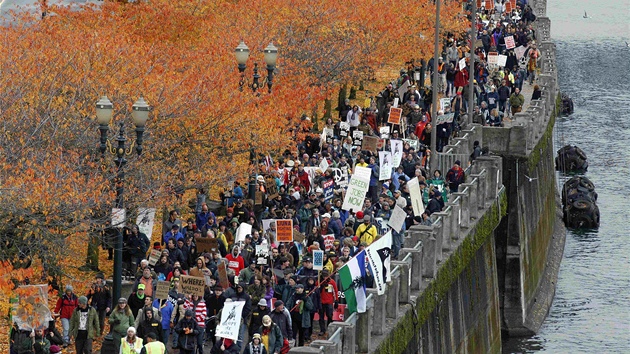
top-left (120, 327), bottom-right (144, 354)
top-left (354, 214), bottom-right (377, 246)
top-left (140, 332), bottom-right (166, 354)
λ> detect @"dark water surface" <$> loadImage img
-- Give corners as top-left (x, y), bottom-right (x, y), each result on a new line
top-left (503, 0), bottom-right (630, 352)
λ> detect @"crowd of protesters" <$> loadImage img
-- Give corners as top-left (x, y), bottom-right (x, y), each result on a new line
top-left (8, 1), bottom-right (542, 354)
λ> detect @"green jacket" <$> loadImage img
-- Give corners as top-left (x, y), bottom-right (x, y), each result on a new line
top-left (109, 309), bottom-right (135, 335)
top-left (69, 306), bottom-right (100, 340)
top-left (508, 93), bottom-right (525, 107)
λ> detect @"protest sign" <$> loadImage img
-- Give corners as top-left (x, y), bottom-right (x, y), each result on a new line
top-left (323, 127), bottom-right (334, 144)
top-left (362, 136), bottom-right (379, 153)
top-left (136, 208), bottom-right (156, 240)
top-left (13, 285), bottom-right (53, 330)
top-left (275, 219), bottom-right (293, 242)
top-left (218, 262), bottom-right (230, 290)
top-left (504, 35), bottom-right (516, 49)
top-left (378, 151), bottom-right (392, 181)
top-left (196, 236), bottom-right (219, 254)
top-left (332, 167), bottom-right (349, 187)
top-left (440, 97), bottom-right (451, 112)
top-left (393, 97), bottom-right (399, 108)
top-left (234, 223), bottom-right (252, 244)
top-left (155, 281), bottom-right (170, 300)
top-left (487, 52), bottom-right (498, 65)
top-left (215, 301), bottom-right (246, 340)
top-left (312, 250), bottom-right (324, 271)
top-left (261, 219), bottom-right (274, 233)
top-left (402, 138), bottom-right (419, 151)
top-left (388, 107), bottom-right (403, 125)
top-left (407, 177), bottom-right (425, 216)
top-left (387, 205), bottom-right (407, 233)
top-left (514, 45), bottom-right (527, 60)
top-left (148, 249), bottom-right (161, 266)
top-left (396, 80), bottom-right (409, 102)
top-left (323, 179), bottom-right (335, 201)
top-left (339, 122), bottom-right (350, 137)
top-left (323, 234), bottom-right (335, 251)
top-left (485, 0), bottom-right (494, 9)
top-left (265, 176), bottom-right (279, 199)
top-left (342, 166), bottom-right (371, 212)
top-left (435, 113), bottom-right (455, 125)
top-left (112, 208), bottom-right (125, 228)
top-left (458, 57), bottom-right (467, 70)
top-left (379, 126), bottom-right (390, 139)
top-left (497, 54), bottom-right (508, 68)
top-left (352, 130), bottom-right (363, 146)
top-left (390, 139), bottom-right (404, 168)
top-left (180, 275), bottom-right (206, 297)
top-left (374, 217), bottom-right (391, 236)
top-left (319, 158), bottom-right (329, 172)
top-left (256, 244), bottom-right (269, 265)
top-left (366, 232), bottom-right (392, 295)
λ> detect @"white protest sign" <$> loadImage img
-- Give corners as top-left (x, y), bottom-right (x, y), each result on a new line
top-left (111, 208), bottom-right (126, 228)
top-left (440, 97), bottom-right (451, 112)
top-left (504, 35), bottom-right (516, 49)
top-left (352, 130), bottom-right (364, 146)
top-left (458, 57), bottom-right (467, 70)
top-left (387, 205), bottom-right (407, 233)
top-left (514, 45), bottom-right (528, 60)
top-left (339, 122), bottom-right (350, 137)
top-left (374, 217), bottom-right (390, 236)
top-left (312, 250), bottom-right (324, 271)
top-left (390, 140), bottom-right (404, 168)
top-left (261, 219), bottom-right (274, 233)
top-left (234, 223), bottom-right (252, 244)
top-left (331, 167), bottom-right (349, 187)
top-left (407, 177), bottom-right (425, 216)
top-left (215, 301), bottom-right (246, 340)
top-left (256, 244), bottom-right (269, 265)
top-left (378, 151), bottom-right (392, 181)
top-left (365, 232), bottom-right (392, 295)
top-left (323, 234), bottom-right (335, 250)
top-left (303, 167), bottom-right (319, 187)
top-left (436, 113), bottom-right (455, 125)
top-left (342, 166), bottom-right (371, 212)
top-left (397, 81), bottom-right (410, 103)
top-left (379, 126), bottom-right (390, 139)
top-left (487, 52), bottom-right (499, 65)
top-left (136, 207), bottom-right (156, 240)
top-left (497, 54), bottom-right (508, 68)
top-left (393, 97), bottom-right (399, 108)
top-left (319, 158), bottom-right (330, 172)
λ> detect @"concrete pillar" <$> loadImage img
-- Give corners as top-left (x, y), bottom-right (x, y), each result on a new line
top-left (327, 322), bottom-right (356, 354)
top-left (356, 293), bottom-right (373, 352)
top-left (474, 156), bottom-right (501, 204)
top-left (419, 226), bottom-right (437, 278)
top-left (366, 288), bottom-right (386, 336)
top-left (386, 270), bottom-right (400, 319)
top-left (291, 345), bottom-right (324, 353)
top-left (433, 210), bottom-right (450, 254)
top-left (407, 225), bottom-right (423, 248)
top-left (400, 247), bottom-right (422, 290)
top-left (392, 259), bottom-right (411, 304)
top-left (454, 189), bottom-right (470, 228)
top-left (467, 180), bottom-right (478, 220)
top-left (468, 172), bottom-right (483, 215)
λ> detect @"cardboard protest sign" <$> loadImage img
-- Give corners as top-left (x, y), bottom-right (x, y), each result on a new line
top-left (342, 166), bottom-right (371, 212)
top-left (180, 275), bottom-right (206, 297)
top-left (387, 205), bottom-right (407, 233)
top-left (155, 281), bottom-right (170, 300)
top-left (196, 237), bottom-right (219, 254)
top-left (390, 139), bottom-right (404, 168)
top-left (275, 219), bottom-right (294, 242)
top-left (136, 208), bottom-right (156, 240)
top-left (323, 179), bottom-right (335, 201)
top-left (352, 130), bottom-right (363, 146)
top-left (293, 229), bottom-right (306, 243)
top-left (148, 249), bottom-right (161, 267)
top-left (407, 177), bottom-right (425, 216)
top-left (487, 52), bottom-right (499, 65)
top-left (362, 136), bottom-right (379, 153)
top-left (497, 54), bottom-right (508, 68)
top-left (323, 234), bottom-right (335, 251)
top-left (378, 151), bottom-right (392, 181)
top-left (312, 250), bottom-right (324, 271)
top-left (504, 35), bottom-right (516, 49)
top-left (218, 262), bottom-right (230, 290)
top-left (265, 176), bottom-right (279, 199)
top-left (339, 122), bottom-right (350, 137)
top-left (388, 107), bottom-right (403, 125)
top-left (215, 301), bottom-right (246, 340)
top-left (255, 191), bottom-right (264, 205)
top-left (234, 223), bottom-right (252, 244)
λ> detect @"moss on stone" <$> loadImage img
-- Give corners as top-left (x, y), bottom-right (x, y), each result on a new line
top-left (373, 190), bottom-right (507, 354)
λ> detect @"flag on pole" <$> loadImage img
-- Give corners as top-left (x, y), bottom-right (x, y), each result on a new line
top-left (339, 250), bottom-right (367, 313)
top-left (365, 232), bottom-right (392, 295)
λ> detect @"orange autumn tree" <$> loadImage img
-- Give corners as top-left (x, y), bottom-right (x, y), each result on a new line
top-left (0, 0), bottom-right (468, 340)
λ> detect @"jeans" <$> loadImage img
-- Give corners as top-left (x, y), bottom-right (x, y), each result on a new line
top-left (96, 308), bottom-right (106, 336)
top-left (162, 328), bottom-right (170, 346)
top-left (498, 99), bottom-right (507, 114)
top-left (196, 327), bottom-right (205, 354)
top-left (446, 80), bottom-right (455, 97)
top-left (318, 304), bottom-right (334, 333)
top-left (392, 230), bottom-right (404, 259)
top-left (60, 318), bottom-right (70, 344)
top-left (237, 322), bottom-right (247, 351)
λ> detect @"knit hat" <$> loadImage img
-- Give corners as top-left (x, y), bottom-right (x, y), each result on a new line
top-left (78, 296), bottom-right (88, 305)
top-left (356, 211), bottom-right (364, 221)
top-left (49, 345), bottom-right (62, 353)
top-left (185, 309), bottom-right (194, 317)
top-left (127, 326), bottom-right (136, 334)
top-left (274, 300), bottom-right (284, 308)
top-left (252, 333), bottom-right (262, 341)
top-left (65, 284), bottom-right (73, 292)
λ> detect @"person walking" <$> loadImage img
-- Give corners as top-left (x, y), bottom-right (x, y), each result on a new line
top-left (140, 332), bottom-right (166, 354)
top-left (508, 88), bottom-right (525, 116)
top-left (109, 298), bottom-right (135, 348)
top-left (119, 327), bottom-right (143, 354)
top-left (68, 296), bottom-right (100, 354)
top-left (53, 284), bottom-right (78, 347)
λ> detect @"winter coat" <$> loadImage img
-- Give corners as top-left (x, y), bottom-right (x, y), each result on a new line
top-left (69, 306), bottom-right (100, 340)
top-left (108, 309), bottom-right (135, 336)
top-left (127, 292), bottom-right (146, 318)
top-left (269, 309), bottom-right (292, 339)
top-left (175, 317), bottom-right (199, 351)
top-left (54, 293), bottom-right (78, 319)
top-left (249, 306), bottom-right (270, 336)
top-left (287, 292), bottom-right (314, 328)
top-left (258, 323), bottom-right (283, 354)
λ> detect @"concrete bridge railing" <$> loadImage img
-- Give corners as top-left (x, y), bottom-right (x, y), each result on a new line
top-left (289, 155), bottom-right (504, 354)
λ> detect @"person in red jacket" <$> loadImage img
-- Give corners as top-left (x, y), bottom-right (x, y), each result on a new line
top-left (225, 245), bottom-right (245, 276)
top-left (317, 270), bottom-right (338, 336)
top-left (53, 284), bottom-right (78, 347)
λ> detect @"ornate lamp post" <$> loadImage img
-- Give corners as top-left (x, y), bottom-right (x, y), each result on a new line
top-left (95, 95), bottom-right (150, 303)
top-left (235, 41), bottom-right (279, 94)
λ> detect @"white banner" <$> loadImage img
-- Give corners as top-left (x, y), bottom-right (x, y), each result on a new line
top-left (112, 208), bottom-right (126, 228)
top-left (365, 232), bottom-right (392, 295)
top-left (342, 166), bottom-right (371, 212)
top-left (387, 205), bottom-right (407, 233)
top-left (312, 250), bottom-right (324, 271)
top-left (234, 223), bottom-right (252, 244)
top-left (136, 207), bottom-right (156, 240)
top-left (379, 126), bottom-right (390, 139)
top-left (319, 158), bottom-right (330, 172)
top-left (378, 151), bottom-right (392, 181)
top-left (458, 57), bottom-right (467, 70)
top-left (497, 54), bottom-right (508, 68)
top-left (439, 97), bottom-right (451, 112)
top-left (397, 81), bottom-right (410, 103)
top-left (215, 301), bottom-right (246, 340)
top-left (407, 177), bottom-right (424, 216)
top-left (390, 140), bottom-right (404, 168)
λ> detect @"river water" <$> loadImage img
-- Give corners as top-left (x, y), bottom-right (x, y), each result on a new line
top-left (503, 0), bottom-right (630, 352)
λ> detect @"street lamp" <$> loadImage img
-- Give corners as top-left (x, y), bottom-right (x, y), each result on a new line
top-left (235, 40), bottom-right (279, 93)
top-left (95, 95), bottom-right (150, 304)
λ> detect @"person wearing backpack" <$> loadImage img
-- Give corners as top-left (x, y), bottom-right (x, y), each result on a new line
top-left (445, 160), bottom-right (465, 193)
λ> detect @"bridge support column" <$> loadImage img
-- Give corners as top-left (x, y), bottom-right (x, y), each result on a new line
top-left (367, 288), bottom-right (386, 335)
top-left (433, 211), bottom-right (450, 253)
top-left (356, 294), bottom-right (373, 352)
top-left (400, 247), bottom-right (422, 290)
top-left (392, 259), bottom-right (411, 304)
top-left (418, 225), bottom-right (437, 278)
top-left (386, 270), bottom-right (400, 319)
top-left (327, 321), bottom-right (355, 354)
